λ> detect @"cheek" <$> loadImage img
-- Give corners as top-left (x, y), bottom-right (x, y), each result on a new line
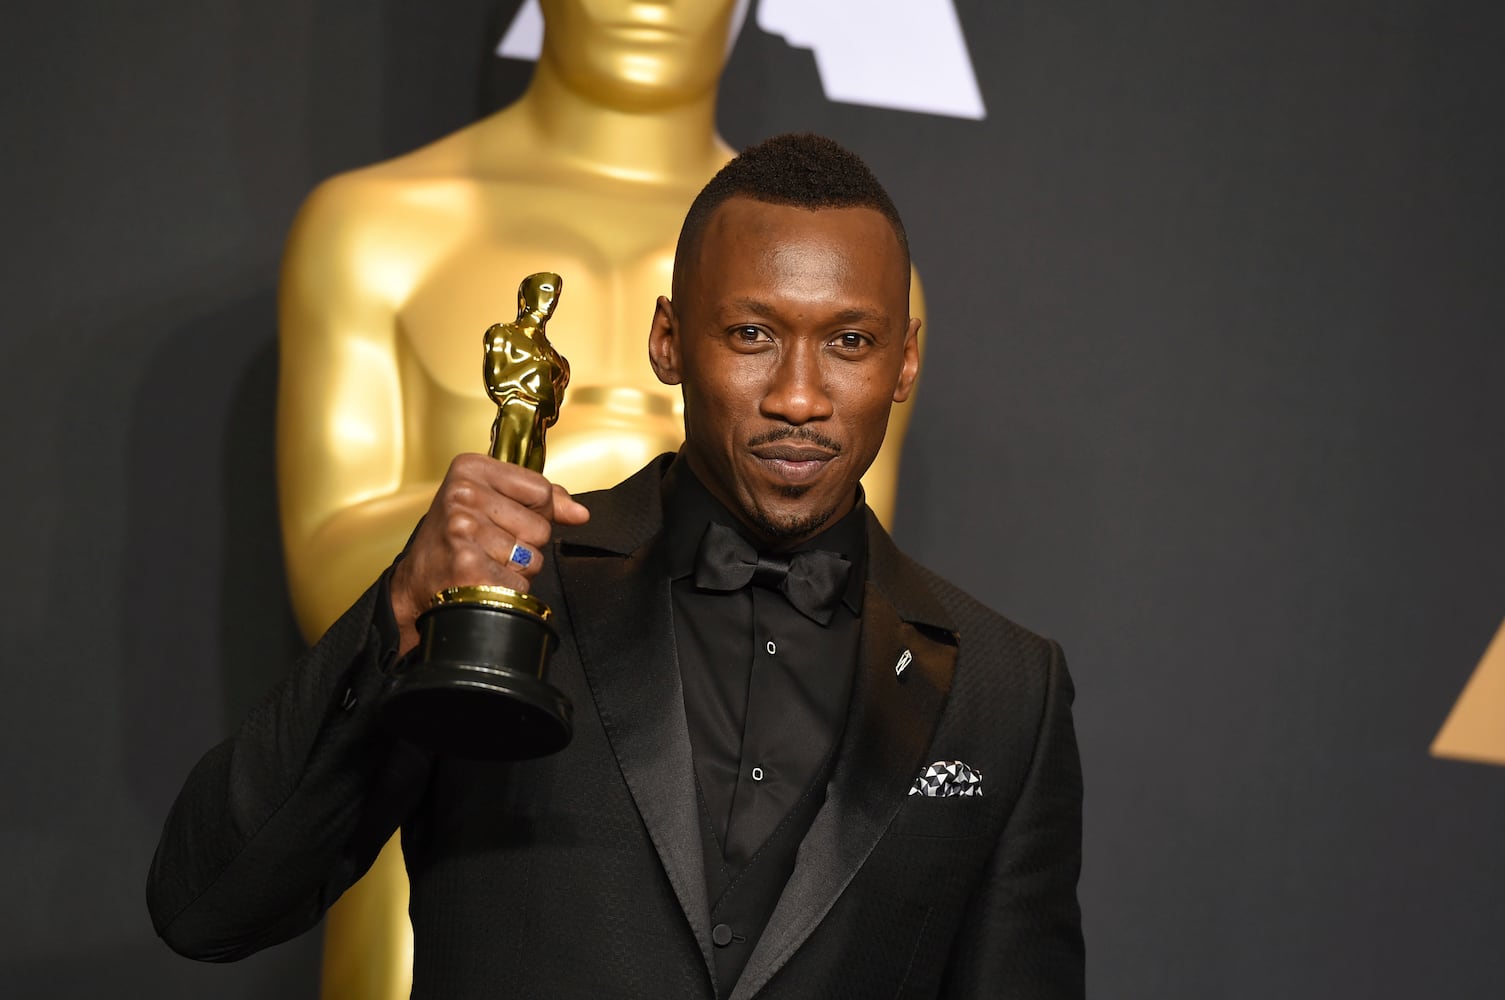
top-left (686, 373), bottom-right (747, 443)
top-left (695, 357), bottom-right (767, 426)
top-left (833, 378), bottom-right (897, 446)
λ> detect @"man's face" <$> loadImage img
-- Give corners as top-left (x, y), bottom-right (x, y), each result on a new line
top-left (649, 197), bottom-right (921, 548)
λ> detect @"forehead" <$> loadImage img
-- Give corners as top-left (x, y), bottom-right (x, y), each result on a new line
top-left (687, 198), bottom-right (908, 317)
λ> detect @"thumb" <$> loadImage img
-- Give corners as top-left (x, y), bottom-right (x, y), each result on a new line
top-left (550, 484), bottom-right (591, 526)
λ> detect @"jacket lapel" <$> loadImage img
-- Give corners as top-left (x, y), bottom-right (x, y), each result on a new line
top-left (729, 516), bottom-right (958, 1000)
top-left (554, 458), bottom-right (718, 985)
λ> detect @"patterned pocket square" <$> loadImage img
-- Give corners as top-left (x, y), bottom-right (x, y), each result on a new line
top-left (909, 760), bottom-right (983, 797)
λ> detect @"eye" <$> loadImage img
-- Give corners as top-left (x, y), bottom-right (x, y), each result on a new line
top-left (831, 331), bottom-right (871, 351)
top-left (728, 325), bottom-right (771, 347)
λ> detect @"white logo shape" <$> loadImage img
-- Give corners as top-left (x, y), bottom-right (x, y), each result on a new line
top-left (497, 0), bottom-right (985, 121)
top-left (757, 0), bottom-right (985, 120)
top-left (495, 0), bottom-right (543, 59)
top-left (895, 648), bottom-right (913, 677)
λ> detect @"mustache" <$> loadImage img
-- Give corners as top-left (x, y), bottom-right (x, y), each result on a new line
top-left (746, 426), bottom-right (843, 452)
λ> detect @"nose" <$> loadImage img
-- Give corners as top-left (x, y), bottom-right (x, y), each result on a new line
top-left (760, 341), bottom-right (833, 425)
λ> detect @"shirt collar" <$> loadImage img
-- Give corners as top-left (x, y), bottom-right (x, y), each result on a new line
top-left (662, 454), bottom-right (868, 615)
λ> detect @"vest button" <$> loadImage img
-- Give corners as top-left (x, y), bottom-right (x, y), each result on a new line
top-left (712, 923), bottom-right (735, 947)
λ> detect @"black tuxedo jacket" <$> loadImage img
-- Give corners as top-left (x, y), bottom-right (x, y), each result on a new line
top-left (149, 457), bottom-right (1083, 998)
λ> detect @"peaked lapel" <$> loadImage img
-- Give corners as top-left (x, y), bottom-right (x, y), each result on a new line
top-left (554, 458), bottom-right (718, 985)
top-left (729, 516), bottom-right (959, 1000)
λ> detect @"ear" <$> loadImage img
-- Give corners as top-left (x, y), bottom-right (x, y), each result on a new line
top-left (891, 316), bottom-right (922, 403)
top-left (647, 296), bottom-right (683, 386)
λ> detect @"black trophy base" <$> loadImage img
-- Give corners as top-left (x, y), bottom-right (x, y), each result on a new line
top-left (383, 599), bottom-right (573, 761)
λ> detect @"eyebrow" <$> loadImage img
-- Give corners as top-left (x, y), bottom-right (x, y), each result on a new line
top-left (726, 298), bottom-right (887, 325)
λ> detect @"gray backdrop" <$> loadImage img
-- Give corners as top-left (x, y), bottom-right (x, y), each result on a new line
top-left (3, 1), bottom-right (1502, 997)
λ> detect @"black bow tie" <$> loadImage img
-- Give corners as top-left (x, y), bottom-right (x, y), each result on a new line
top-left (693, 521), bottom-right (852, 625)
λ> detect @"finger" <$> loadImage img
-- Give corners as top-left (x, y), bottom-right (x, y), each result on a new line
top-left (490, 563), bottom-right (534, 594)
top-left (442, 516), bottom-right (528, 578)
top-left (503, 540), bottom-right (545, 579)
top-left (476, 493), bottom-right (553, 550)
top-left (465, 455), bottom-right (585, 527)
top-left (447, 538), bottom-right (535, 593)
top-left (549, 484), bottom-right (592, 526)
top-left (441, 460), bottom-right (553, 549)
top-left (470, 456), bottom-right (556, 513)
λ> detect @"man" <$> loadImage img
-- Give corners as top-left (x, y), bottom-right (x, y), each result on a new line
top-left (149, 133), bottom-right (1084, 999)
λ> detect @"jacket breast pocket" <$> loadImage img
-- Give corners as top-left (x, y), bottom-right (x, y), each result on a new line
top-left (886, 794), bottom-right (993, 840)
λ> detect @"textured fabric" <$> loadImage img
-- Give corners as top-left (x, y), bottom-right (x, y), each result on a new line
top-left (147, 454), bottom-right (1084, 999)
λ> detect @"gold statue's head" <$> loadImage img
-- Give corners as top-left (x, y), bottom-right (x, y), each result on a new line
top-left (517, 272), bottom-right (564, 323)
top-left (538, 0), bottom-right (743, 110)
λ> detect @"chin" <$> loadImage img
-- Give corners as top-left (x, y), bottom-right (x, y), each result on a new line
top-left (752, 509), bottom-right (832, 544)
top-left (745, 493), bottom-right (841, 545)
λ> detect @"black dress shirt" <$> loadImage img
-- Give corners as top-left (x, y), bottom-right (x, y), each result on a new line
top-left (661, 459), bottom-right (867, 870)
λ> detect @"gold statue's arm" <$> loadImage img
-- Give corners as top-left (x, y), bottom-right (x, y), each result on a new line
top-left (861, 267), bottom-right (927, 523)
top-left (277, 176), bottom-right (433, 642)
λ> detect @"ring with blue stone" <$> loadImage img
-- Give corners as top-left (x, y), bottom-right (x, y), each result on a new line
top-left (509, 544), bottom-right (533, 569)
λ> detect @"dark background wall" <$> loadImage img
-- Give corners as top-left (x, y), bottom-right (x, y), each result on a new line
top-left (3, 1), bottom-right (1502, 996)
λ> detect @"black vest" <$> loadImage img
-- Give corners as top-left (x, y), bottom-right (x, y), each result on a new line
top-left (697, 747), bottom-right (840, 998)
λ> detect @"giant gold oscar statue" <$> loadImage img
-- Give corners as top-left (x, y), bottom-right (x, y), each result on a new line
top-left (276, 3), bottom-right (927, 998)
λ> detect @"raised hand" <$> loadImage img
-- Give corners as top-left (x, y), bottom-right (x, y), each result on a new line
top-left (388, 453), bottom-right (590, 655)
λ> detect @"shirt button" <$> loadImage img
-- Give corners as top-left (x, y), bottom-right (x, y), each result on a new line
top-left (766, 640), bottom-right (777, 655)
top-left (751, 766), bottom-right (764, 781)
top-left (712, 923), bottom-right (735, 947)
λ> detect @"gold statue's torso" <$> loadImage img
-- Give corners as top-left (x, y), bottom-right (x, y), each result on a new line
top-left (277, 108), bottom-right (727, 638)
top-left (324, 155), bottom-right (688, 447)
top-left (391, 169), bottom-right (686, 483)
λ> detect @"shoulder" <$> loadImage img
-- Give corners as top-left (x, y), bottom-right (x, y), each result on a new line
top-left (880, 540), bottom-right (1078, 808)
top-left (287, 169), bottom-right (447, 250)
top-left (868, 515), bottom-right (1057, 666)
top-left (282, 143), bottom-right (486, 290)
top-left (870, 523), bottom-right (1066, 718)
top-left (911, 556), bottom-right (1058, 671)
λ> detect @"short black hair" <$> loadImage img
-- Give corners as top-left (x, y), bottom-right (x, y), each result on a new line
top-left (672, 132), bottom-right (910, 300)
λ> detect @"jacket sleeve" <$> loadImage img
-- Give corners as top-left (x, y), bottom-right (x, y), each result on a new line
top-left (941, 639), bottom-right (1085, 999)
top-left (146, 571), bottom-right (434, 961)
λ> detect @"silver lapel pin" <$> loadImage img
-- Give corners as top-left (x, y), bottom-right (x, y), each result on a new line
top-left (895, 648), bottom-right (913, 677)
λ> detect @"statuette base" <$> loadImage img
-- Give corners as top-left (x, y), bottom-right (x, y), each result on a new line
top-left (383, 599), bottom-right (573, 760)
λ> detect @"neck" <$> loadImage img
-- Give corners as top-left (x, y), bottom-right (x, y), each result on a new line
top-left (501, 56), bottom-right (728, 188)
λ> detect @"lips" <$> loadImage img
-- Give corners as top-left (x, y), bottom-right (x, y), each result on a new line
top-left (749, 443), bottom-right (839, 485)
top-left (752, 444), bottom-right (835, 462)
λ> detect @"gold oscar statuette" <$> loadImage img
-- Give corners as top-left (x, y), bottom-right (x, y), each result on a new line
top-left (381, 273), bottom-right (574, 760)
